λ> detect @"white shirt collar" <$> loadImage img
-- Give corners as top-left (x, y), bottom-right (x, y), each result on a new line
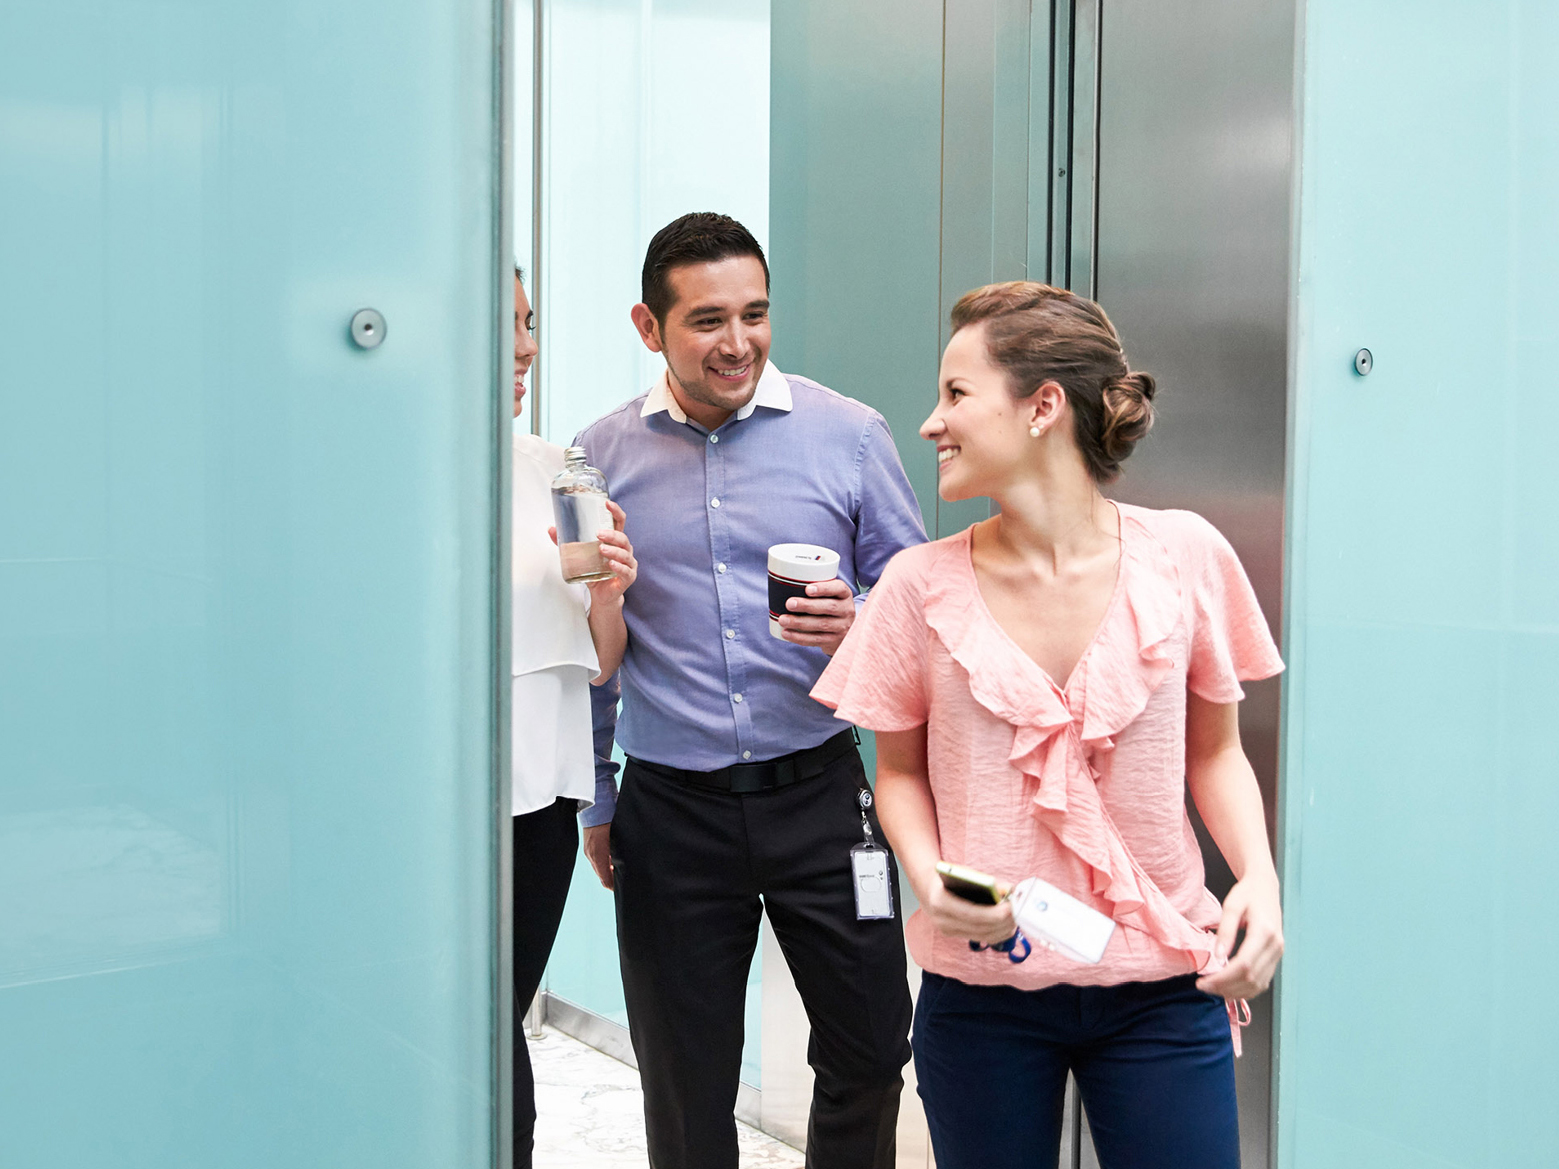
top-left (640, 360), bottom-right (793, 424)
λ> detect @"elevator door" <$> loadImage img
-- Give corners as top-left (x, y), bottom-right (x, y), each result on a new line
top-left (0, 2), bottom-right (508, 1166)
top-left (1092, 2), bottom-right (1297, 1167)
top-left (771, 1), bottom-right (1295, 1163)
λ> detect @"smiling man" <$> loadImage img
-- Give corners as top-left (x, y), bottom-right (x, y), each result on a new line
top-left (573, 213), bottom-right (927, 1169)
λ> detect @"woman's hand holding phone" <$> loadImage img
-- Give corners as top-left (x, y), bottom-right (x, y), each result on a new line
top-left (922, 860), bottom-right (1015, 946)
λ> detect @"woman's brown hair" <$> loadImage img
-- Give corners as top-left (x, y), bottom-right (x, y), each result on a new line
top-left (950, 281), bottom-right (1156, 484)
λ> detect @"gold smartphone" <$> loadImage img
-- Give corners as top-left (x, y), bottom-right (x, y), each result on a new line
top-left (935, 861), bottom-right (1007, 906)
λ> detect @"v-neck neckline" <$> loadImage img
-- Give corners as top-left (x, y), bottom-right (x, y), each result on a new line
top-left (961, 502), bottom-right (1127, 700)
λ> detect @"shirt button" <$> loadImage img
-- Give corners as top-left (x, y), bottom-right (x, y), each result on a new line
top-left (710, 497), bottom-right (721, 508)
top-left (725, 629), bottom-right (735, 639)
top-left (717, 563), bottom-right (727, 574)
top-left (709, 434), bottom-right (719, 444)
top-left (742, 751), bottom-right (752, 760)
top-left (732, 693), bottom-right (743, 703)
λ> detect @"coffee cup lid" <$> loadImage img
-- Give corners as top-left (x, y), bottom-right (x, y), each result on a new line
top-left (768, 543), bottom-right (840, 582)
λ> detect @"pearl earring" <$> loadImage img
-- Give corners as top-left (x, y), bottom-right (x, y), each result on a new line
top-left (1029, 426), bottom-right (1041, 438)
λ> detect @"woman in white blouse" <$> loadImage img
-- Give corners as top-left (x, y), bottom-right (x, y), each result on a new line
top-left (511, 267), bottom-right (635, 1168)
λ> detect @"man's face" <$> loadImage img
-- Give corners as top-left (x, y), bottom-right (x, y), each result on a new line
top-left (641, 256), bottom-right (770, 429)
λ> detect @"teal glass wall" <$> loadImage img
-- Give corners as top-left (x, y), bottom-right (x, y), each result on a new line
top-left (769, 0), bottom-right (944, 542)
top-left (771, 0), bottom-right (1059, 800)
top-left (771, 0), bottom-right (1047, 545)
top-left (1279, 2), bottom-right (1559, 1164)
top-left (0, 2), bottom-right (506, 1166)
top-left (532, 0), bottom-right (770, 1090)
top-left (525, 0), bottom-right (771, 445)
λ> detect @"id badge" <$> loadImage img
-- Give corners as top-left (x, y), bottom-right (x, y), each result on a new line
top-left (850, 843), bottom-right (895, 920)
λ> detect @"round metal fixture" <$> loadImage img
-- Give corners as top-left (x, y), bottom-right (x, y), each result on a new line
top-left (350, 308), bottom-right (387, 349)
top-left (1353, 348), bottom-right (1373, 376)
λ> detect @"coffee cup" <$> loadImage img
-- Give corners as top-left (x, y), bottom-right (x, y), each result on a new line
top-left (768, 544), bottom-right (841, 641)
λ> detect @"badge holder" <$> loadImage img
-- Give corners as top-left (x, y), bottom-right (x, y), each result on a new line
top-left (850, 786), bottom-right (894, 921)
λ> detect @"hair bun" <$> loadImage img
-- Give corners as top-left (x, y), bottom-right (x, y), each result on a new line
top-left (1100, 371), bottom-right (1157, 463)
top-left (949, 281), bottom-right (1158, 483)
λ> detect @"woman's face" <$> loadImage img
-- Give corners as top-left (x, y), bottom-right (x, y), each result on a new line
top-left (920, 323), bottom-right (1039, 502)
top-left (514, 275), bottom-right (538, 418)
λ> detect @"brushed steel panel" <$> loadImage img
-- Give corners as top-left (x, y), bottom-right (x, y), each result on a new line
top-left (1067, 0), bottom-right (1102, 297)
top-left (1093, 3), bottom-right (1298, 1167)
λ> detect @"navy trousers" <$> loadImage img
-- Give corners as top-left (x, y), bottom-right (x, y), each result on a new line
top-left (912, 971), bottom-right (1240, 1169)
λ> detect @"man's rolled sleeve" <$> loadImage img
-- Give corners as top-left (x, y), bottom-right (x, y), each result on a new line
top-left (579, 670), bottom-right (621, 827)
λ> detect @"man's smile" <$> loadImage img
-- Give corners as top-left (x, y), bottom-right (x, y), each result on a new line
top-left (710, 361), bottom-right (752, 383)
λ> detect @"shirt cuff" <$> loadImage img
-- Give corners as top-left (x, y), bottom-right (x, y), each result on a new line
top-left (579, 775), bottom-right (617, 826)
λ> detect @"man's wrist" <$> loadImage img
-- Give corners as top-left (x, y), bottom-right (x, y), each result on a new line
top-left (579, 801), bottom-right (615, 828)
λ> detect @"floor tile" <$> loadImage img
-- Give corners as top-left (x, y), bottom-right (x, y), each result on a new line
top-left (530, 1026), bottom-right (804, 1168)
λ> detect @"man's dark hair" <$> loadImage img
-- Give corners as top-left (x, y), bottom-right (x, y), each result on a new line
top-left (641, 213), bottom-right (769, 325)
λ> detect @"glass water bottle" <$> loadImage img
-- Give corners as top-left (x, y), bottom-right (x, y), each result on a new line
top-left (549, 447), bottom-right (614, 584)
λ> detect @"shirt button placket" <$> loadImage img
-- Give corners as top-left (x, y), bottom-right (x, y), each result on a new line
top-left (707, 428), bottom-right (750, 759)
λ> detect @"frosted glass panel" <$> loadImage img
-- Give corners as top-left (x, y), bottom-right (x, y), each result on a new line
top-left (1280, 2), bottom-right (1559, 1165)
top-left (0, 2), bottom-right (504, 1166)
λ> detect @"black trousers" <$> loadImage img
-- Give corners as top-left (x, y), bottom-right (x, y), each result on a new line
top-left (513, 798), bottom-right (579, 1169)
top-left (611, 747), bottom-right (913, 1169)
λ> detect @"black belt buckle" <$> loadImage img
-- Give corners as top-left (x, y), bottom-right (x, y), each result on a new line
top-left (726, 755), bottom-right (797, 793)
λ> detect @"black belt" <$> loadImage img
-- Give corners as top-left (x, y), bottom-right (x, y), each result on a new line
top-left (631, 729), bottom-right (858, 794)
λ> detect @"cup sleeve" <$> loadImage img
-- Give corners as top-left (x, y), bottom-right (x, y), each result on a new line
top-left (811, 550), bottom-right (930, 731)
top-left (1186, 520), bottom-right (1285, 704)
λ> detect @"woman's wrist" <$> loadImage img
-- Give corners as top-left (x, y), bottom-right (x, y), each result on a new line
top-left (902, 855), bottom-right (940, 907)
top-left (1234, 863), bottom-right (1280, 891)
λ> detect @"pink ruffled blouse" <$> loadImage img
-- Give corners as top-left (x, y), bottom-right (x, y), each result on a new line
top-left (811, 504), bottom-right (1283, 992)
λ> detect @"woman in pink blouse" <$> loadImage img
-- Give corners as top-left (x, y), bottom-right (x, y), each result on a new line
top-left (812, 282), bottom-right (1284, 1168)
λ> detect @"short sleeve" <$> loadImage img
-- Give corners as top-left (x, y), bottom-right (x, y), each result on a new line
top-left (1184, 518), bottom-right (1285, 703)
top-left (810, 548), bottom-right (931, 731)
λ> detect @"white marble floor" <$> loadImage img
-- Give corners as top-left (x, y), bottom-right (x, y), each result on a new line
top-left (530, 1025), bottom-right (804, 1168)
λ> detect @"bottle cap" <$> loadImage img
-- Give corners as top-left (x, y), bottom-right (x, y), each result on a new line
top-left (563, 446), bottom-right (588, 463)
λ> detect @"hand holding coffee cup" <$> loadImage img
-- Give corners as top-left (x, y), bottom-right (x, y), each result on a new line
top-left (768, 544), bottom-right (856, 655)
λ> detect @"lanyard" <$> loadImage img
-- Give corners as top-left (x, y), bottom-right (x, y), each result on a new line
top-left (850, 784), bottom-right (894, 920)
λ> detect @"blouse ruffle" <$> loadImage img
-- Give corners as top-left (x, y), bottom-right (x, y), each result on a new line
top-left (921, 515), bottom-right (1224, 973)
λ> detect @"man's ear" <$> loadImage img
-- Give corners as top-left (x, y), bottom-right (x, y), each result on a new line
top-left (630, 303), bottom-right (664, 354)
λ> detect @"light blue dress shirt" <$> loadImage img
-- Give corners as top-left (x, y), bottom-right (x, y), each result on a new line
top-left (577, 362), bottom-right (927, 826)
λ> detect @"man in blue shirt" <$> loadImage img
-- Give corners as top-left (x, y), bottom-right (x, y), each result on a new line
top-left (576, 213), bottom-right (928, 1168)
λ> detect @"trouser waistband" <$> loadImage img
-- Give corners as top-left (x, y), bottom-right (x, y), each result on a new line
top-left (628, 728), bottom-right (858, 794)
